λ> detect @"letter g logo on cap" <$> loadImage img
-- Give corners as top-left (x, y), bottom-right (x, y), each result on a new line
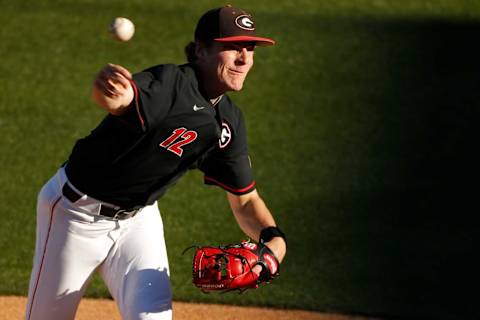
top-left (235, 15), bottom-right (255, 31)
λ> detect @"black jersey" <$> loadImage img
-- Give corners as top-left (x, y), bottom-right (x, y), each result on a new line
top-left (66, 64), bottom-right (255, 209)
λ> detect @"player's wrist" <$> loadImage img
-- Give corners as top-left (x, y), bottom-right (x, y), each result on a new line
top-left (259, 227), bottom-right (287, 264)
top-left (259, 226), bottom-right (287, 247)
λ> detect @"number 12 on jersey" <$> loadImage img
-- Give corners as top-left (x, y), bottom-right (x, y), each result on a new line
top-left (159, 127), bottom-right (198, 157)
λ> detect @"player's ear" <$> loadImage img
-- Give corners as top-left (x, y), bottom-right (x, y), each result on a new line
top-left (195, 42), bottom-right (205, 60)
top-left (195, 41), bottom-right (210, 62)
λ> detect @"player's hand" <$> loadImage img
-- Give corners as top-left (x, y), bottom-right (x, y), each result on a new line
top-left (252, 237), bottom-right (286, 276)
top-left (264, 236), bottom-right (287, 263)
top-left (92, 63), bottom-right (134, 115)
top-left (95, 63), bottom-right (132, 97)
top-left (251, 265), bottom-right (262, 275)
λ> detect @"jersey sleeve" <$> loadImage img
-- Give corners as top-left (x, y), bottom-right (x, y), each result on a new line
top-left (198, 109), bottom-right (256, 195)
top-left (129, 64), bottom-right (179, 131)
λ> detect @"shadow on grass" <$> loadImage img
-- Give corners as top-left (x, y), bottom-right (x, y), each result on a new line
top-left (290, 16), bottom-right (479, 320)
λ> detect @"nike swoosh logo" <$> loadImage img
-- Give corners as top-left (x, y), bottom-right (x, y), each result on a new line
top-left (193, 104), bottom-right (205, 111)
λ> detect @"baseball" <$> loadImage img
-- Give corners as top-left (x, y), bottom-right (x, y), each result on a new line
top-left (109, 17), bottom-right (135, 42)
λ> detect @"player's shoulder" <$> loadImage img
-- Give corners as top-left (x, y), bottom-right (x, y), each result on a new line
top-left (139, 63), bottom-right (183, 79)
top-left (139, 64), bottom-right (198, 85)
top-left (133, 64), bottom-right (197, 92)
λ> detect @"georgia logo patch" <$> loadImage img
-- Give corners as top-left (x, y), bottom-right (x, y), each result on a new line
top-left (219, 121), bottom-right (232, 148)
top-left (235, 15), bottom-right (255, 31)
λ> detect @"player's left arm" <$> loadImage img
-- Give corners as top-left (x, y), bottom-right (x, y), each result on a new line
top-left (227, 189), bottom-right (286, 263)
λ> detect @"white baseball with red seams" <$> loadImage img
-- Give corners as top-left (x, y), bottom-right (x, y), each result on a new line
top-left (109, 17), bottom-right (135, 42)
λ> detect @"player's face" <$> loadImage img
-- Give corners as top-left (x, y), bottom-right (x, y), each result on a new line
top-left (200, 41), bottom-right (255, 96)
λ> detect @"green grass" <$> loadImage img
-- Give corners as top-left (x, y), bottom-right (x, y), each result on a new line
top-left (0, 1), bottom-right (478, 319)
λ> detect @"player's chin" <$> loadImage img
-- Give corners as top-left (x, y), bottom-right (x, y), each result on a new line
top-left (226, 79), bottom-right (246, 92)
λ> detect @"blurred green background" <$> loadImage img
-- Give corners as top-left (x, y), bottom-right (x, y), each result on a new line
top-left (0, 1), bottom-right (478, 319)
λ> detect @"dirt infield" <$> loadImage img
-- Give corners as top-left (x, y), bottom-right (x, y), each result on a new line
top-left (0, 296), bottom-right (378, 320)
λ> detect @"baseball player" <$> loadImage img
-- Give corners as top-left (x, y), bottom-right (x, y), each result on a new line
top-left (25, 5), bottom-right (287, 320)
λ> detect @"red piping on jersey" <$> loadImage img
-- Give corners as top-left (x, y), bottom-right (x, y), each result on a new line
top-left (130, 80), bottom-right (146, 130)
top-left (204, 176), bottom-right (256, 194)
top-left (27, 195), bottom-right (61, 320)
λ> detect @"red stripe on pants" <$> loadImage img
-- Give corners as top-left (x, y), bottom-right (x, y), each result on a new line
top-left (27, 196), bottom-right (61, 320)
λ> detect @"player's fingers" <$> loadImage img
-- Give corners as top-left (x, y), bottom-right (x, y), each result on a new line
top-left (100, 66), bottom-right (131, 89)
top-left (252, 265), bottom-right (263, 276)
top-left (98, 68), bottom-right (121, 87)
top-left (99, 69), bottom-right (123, 87)
top-left (95, 69), bottom-right (114, 89)
top-left (108, 63), bottom-right (132, 80)
top-left (106, 79), bottom-right (124, 96)
top-left (95, 77), bottom-right (118, 98)
top-left (94, 64), bottom-right (131, 98)
top-left (94, 77), bottom-right (109, 95)
top-left (111, 72), bottom-right (131, 89)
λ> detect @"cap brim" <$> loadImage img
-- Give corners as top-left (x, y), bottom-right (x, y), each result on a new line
top-left (214, 36), bottom-right (275, 46)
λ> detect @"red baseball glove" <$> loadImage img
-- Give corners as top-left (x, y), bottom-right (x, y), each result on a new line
top-left (190, 240), bottom-right (280, 292)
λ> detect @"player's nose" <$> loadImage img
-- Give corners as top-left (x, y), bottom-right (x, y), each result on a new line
top-left (236, 48), bottom-right (252, 65)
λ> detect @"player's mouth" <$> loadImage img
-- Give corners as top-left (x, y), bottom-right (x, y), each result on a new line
top-left (227, 68), bottom-right (245, 75)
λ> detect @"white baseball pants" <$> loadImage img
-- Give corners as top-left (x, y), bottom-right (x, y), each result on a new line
top-left (25, 167), bottom-right (172, 320)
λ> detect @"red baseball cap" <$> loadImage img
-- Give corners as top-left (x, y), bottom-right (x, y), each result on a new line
top-left (194, 5), bottom-right (275, 46)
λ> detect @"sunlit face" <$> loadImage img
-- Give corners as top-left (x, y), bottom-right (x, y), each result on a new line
top-left (197, 41), bottom-right (255, 96)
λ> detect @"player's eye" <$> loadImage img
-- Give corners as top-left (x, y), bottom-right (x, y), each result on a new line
top-left (222, 44), bottom-right (238, 51)
top-left (245, 44), bottom-right (255, 52)
top-left (222, 43), bottom-right (256, 52)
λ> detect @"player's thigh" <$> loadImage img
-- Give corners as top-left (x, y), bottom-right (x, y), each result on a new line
top-left (100, 204), bottom-right (172, 320)
top-left (26, 188), bottom-right (113, 319)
